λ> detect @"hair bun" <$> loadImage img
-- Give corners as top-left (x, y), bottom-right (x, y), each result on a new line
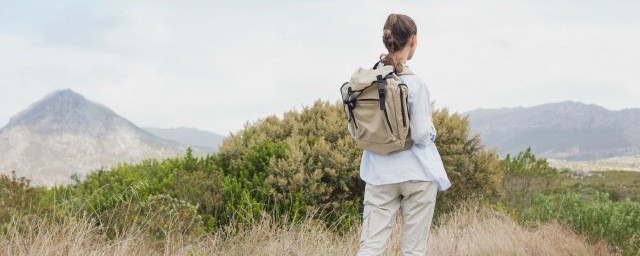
top-left (383, 28), bottom-right (392, 39)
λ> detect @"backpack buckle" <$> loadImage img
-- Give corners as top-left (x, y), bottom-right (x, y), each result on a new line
top-left (343, 87), bottom-right (357, 110)
top-left (343, 87), bottom-right (352, 105)
top-left (376, 75), bottom-right (386, 110)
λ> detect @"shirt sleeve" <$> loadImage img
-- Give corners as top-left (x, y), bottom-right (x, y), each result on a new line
top-left (409, 77), bottom-right (435, 146)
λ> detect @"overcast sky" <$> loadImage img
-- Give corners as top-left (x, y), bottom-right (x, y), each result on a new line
top-left (1, 0), bottom-right (639, 135)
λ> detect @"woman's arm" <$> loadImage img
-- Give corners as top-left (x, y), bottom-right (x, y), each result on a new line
top-left (409, 78), bottom-right (436, 146)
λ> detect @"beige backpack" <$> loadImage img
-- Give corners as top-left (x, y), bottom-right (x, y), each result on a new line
top-left (341, 63), bottom-right (413, 155)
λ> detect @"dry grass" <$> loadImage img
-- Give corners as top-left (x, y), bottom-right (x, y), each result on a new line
top-left (1, 205), bottom-right (613, 256)
top-left (424, 205), bottom-right (612, 256)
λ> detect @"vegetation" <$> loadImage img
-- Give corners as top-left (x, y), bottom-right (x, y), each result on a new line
top-left (552, 170), bottom-right (640, 202)
top-left (500, 147), bottom-right (558, 210)
top-left (0, 171), bottom-right (46, 233)
top-left (497, 150), bottom-right (640, 255)
top-left (521, 193), bottom-right (640, 255)
top-left (432, 108), bottom-right (501, 213)
top-left (0, 100), bottom-right (638, 255)
top-left (0, 204), bottom-right (610, 256)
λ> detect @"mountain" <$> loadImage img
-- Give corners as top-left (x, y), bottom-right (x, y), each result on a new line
top-left (0, 89), bottom-right (192, 186)
top-left (464, 101), bottom-right (640, 160)
top-left (143, 127), bottom-right (225, 152)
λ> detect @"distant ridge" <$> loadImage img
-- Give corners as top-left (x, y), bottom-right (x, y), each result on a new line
top-left (0, 89), bottom-right (195, 186)
top-left (143, 127), bottom-right (225, 152)
top-left (464, 101), bottom-right (640, 160)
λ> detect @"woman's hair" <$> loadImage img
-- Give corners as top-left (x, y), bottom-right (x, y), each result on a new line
top-left (380, 14), bottom-right (417, 73)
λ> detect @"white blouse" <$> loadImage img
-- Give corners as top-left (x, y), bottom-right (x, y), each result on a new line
top-left (357, 64), bottom-right (451, 191)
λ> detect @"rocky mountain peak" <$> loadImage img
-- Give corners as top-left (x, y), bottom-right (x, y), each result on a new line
top-left (0, 89), bottom-right (193, 186)
top-left (3, 89), bottom-right (131, 136)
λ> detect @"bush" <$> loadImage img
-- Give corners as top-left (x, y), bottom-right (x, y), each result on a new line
top-left (0, 171), bottom-right (43, 229)
top-left (217, 101), bottom-right (363, 231)
top-left (132, 194), bottom-right (204, 238)
top-left (521, 193), bottom-right (640, 255)
top-left (499, 147), bottom-right (558, 210)
top-left (217, 101), bottom-right (502, 230)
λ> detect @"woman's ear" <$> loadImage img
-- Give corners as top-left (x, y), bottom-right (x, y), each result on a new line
top-left (408, 35), bottom-right (417, 60)
top-left (411, 35), bottom-right (417, 48)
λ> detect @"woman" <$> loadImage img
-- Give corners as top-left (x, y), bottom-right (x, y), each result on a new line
top-left (357, 14), bottom-right (451, 256)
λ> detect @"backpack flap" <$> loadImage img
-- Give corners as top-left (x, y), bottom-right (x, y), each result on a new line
top-left (348, 65), bottom-right (395, 91)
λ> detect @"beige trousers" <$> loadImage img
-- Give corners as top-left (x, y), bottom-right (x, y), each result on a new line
top-left (357, 180), bottom-right (438, 256)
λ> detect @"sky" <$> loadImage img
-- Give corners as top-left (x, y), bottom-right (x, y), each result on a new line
top-left (1, 0), bottom-right (639, 135)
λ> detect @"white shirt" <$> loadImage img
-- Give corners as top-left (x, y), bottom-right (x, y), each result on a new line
top-left (358, 64), bottom-right (452, 191)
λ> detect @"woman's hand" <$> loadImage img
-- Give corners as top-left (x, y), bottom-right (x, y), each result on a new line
top-left (429, 123), bottom-right (437, 143)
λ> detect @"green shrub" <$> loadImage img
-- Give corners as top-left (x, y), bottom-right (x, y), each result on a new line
top-left (217, 101), bottom-right (502, 230)
top-left (217, 101), bottom-right (363, 231)
top-left (0, 171), bottom-right (44, 230)
top-left (522, 193), bottom-right (640, 255)
top-left (94, 192), bottom-right (205, 239)
top-left (499, 147), bottom-right (558, 211)
top-left (133, 194), bottom-right (204, 238)
top-left (550, 170), bottom-right (640, 202)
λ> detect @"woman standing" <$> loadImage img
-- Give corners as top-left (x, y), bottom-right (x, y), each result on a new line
top-left (357, 14), bottom-right (451, 256)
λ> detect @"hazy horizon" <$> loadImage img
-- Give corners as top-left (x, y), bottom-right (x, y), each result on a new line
top-left (4, 87), bottom-right (636, 136)
top-left (2, 1), bottom-right (639, 134)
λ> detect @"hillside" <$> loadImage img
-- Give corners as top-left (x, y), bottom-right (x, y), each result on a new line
top-left (465, 101), bottom-right (640, 160)
top-left (0, 89), bottom-right (192, 186)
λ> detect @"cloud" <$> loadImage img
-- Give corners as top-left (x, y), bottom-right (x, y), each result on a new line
top-left (0, 1), bottom-right (639, 134)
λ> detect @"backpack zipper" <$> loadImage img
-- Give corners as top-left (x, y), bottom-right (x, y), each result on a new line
top-left (383, 109), bottom-right (393, 133)
top-left (398, 84), bottom-right (407, 127)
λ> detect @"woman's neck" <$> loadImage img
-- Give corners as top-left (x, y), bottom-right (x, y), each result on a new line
top-left (397, 56), bottom-right (407, 66)
top-left (394, 48), bottom-right (410, 66)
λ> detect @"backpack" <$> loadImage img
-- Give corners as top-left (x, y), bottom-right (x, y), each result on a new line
top-left (340, 62), bottom-right (413, 155)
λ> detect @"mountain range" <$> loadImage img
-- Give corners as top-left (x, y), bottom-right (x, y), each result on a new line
top-left (2, 90), bottom-right (637, 185)
top-left (143, 127), bottom-right (225, 152)
top-left (0, 89), bottom-right (222, 186)
top-left (464, 101), bottom-right (640, 160)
